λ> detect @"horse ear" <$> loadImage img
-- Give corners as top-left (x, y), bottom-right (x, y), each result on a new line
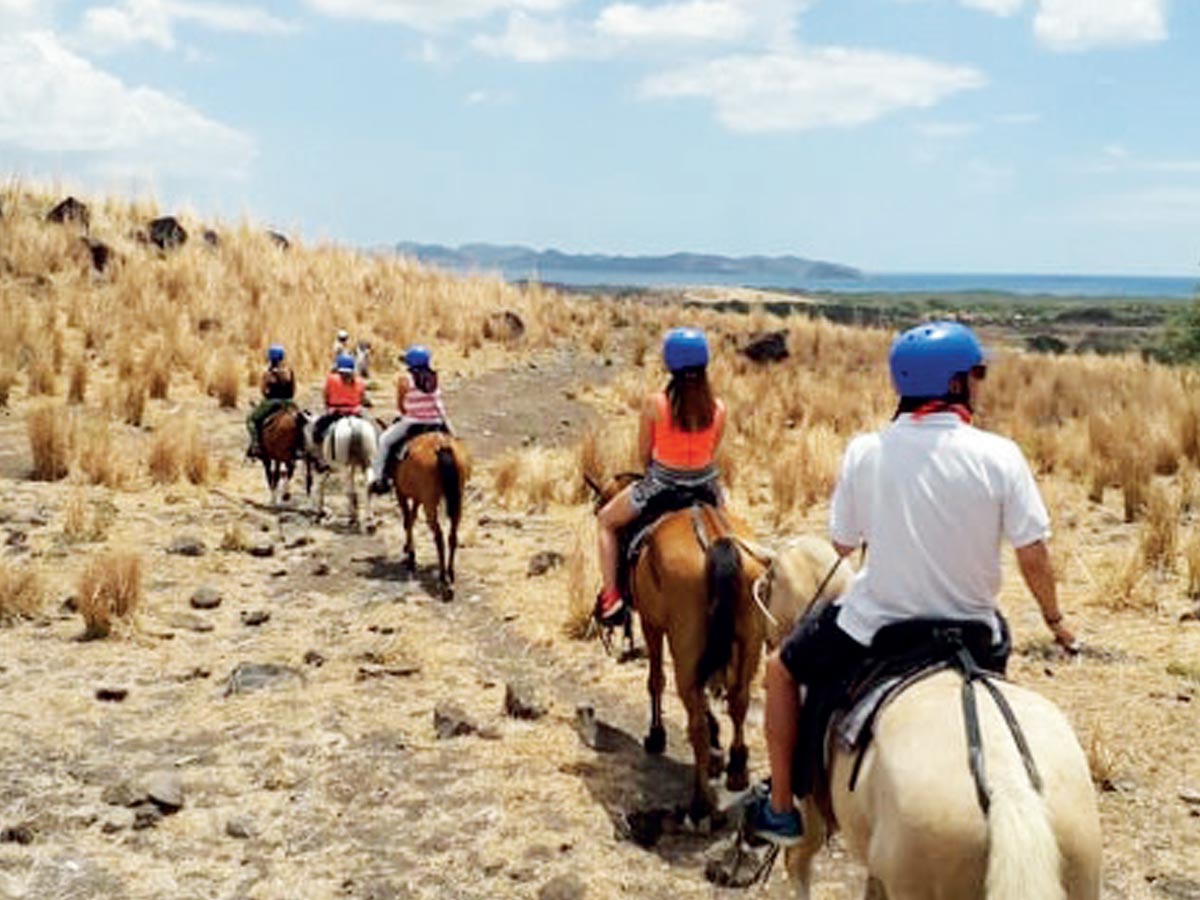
top-left (375, 417), bottom-right (389, 431)
top-left (583, 474), bottom-right (603, 497)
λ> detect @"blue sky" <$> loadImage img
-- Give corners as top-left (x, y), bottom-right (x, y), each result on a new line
top-left (1, 0), bottom-right (1197, 275)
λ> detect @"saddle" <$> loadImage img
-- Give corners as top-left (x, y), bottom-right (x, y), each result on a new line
top-left (616, 476), bottom-right (722, 607)
top-left (796, 616), bottom-right (1017, 824)
top-left (389, 421), bottom-right (450, 469)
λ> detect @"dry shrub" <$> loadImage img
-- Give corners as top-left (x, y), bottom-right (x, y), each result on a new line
top-left (0, 562), bottom-right (45, 624)
top-left (115, 343), bottom-right (135, 381)
top-left (1139, 483), bottom-right (1178, 572)
top-left (564, 519), bottom-right (598, 640)
top-left (1092, 545), bottom-right (1154, 612)
top-left (1085, 723), bottom-right (1120, 791)
top-left (76, 419), bottom-right (127, 488)
top-left (184, 426), bottom-right (210, 485)
top-left (1185, 529), bottom-right (1200, 599)
top-left (491, 447), bottom-right (579, 509)
top-left (146, 357), bottom-right (170, 400)
top-left (0, 367), bottom-right (15, 407)
top-left (209, 353), bottom-right (240, 409)
top-left (76, 552), bottom-right (142, 639)
top-left (27, 357), bottom-right (56, 396)
top-left (26, 403), bottom-right (71, 481)
top-left (492, 453), bottom-right (520, 500)
top-left (220, 522), bottom-right (248, 552)
top-left (63, 488), bottom-right (88, 541)
top-left (147, 429), bottom-right (181, 483)
top-left (67, 356), bottom-right (87, 404)
top-left (769, 425), bottom-right (841, 525)
top-left (1117, 451), bottom-right (1150, 523)
top-left (121, 380), bottom-right (146, 426)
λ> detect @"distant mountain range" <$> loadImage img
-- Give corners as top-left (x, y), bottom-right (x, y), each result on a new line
top-left (394, 242), bottom-right (862, 282)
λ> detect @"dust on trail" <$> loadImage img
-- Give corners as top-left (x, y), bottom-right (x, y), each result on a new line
top-left (1, 349), bottom-right (862, 900)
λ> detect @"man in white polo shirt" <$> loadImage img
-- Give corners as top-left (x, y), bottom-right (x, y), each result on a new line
top-left (746, 320), bottom-right (1078, 846)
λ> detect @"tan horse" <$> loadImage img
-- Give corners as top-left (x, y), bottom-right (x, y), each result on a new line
top-left (587, 474), bottom-right (769, 824)
top-left (388, 432), bottom-right (470, 600)
top-left (259, 406), bottom-right (304, 507)
top-left (763, 540), bottom-right (1101, 900)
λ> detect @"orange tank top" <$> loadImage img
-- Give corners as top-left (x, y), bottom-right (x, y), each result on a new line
top-left (325, 373), bottom-right (364, 412)
top-left (651, 393), bottom-right (725, 470)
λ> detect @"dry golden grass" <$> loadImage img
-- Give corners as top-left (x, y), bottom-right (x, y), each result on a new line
top-left (0, 366), bottom-right (15, 408)
top-left (209, 352), bottom-right (240, 409)
top-left (76, 551), bottom-right (142, 639)
top-left (220, 522), bottom-right (249, 552)
top-left (62, 488), bottom-right (88, 541)
top-left (27, 357), bottom-right (56, 397)
top-left (184, 424), bottom-right (211, 485)
top-left (1139, 482), bottom-right (1179, 571)
top-left (120, 380), bottom-right (146, 427)
top-left (147, 429), bottom-right (181, 484)
top-left (1185, 529), bottom-right (1200, 599)
top-left (26, 402), bottom-right (71, 481)
top-left (67, 356), bottom-right (87, 404)
top-left (564, 517), bottom-right (598, 639)
top-left (491, 447), bottom-right (584, 510)
top-left (145, 351), bottom-right (171, 400)
top-left (75, 419), bottom-right (128, 488)
top-left (0, 561), bottom-right (45, 624)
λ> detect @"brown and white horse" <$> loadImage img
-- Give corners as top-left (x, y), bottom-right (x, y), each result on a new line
top-left (763, 540), bottom-right (1101, 900)
top-left (259, 406), bottom-right (304, 507)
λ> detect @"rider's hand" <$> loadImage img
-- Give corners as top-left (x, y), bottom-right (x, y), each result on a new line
top-left (1049, 618), bottom-right (1079, 655)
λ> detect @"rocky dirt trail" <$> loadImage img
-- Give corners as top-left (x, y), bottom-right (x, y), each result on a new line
top-left (0, 349), bottom-right (870, 900)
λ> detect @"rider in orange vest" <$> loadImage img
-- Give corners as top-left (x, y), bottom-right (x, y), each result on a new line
top-left (595, 328), bottom-right (726, 626)
top-left (310, 354), bottom-right (366, 459)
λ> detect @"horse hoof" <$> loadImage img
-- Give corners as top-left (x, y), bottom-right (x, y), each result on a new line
top-left (688, 794), bottom-right (714, 827)
top-left (281, 492), bottom-right (291, 503)
top-left (643, 726), bottom-right (666, 755)
top-left (708, 748), bottom-right (726, 779)
top-left (365, 522), bottom-right (377, 536)
top-left (725, 746), bottom-right (749, 791)
top-left (725, 768), bottom-right (749, 792)
top-left (440, 584), bottom-right (454, 602)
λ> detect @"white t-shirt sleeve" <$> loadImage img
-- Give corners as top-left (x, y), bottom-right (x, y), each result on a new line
top-left (1002, 443), bottom-right (1051, 548)
top-left (829, 436), bottom-right (867, 547)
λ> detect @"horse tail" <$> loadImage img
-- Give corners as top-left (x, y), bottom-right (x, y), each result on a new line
top-left (697, 536), bottom-right (740, 685)
top-left (437, 446), bottom-right (461, 522)
top-left (985, 728), bottom-right (1065, 900)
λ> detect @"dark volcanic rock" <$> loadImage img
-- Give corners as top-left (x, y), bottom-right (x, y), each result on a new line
top-left (47, 196), bottom-right (90, 229)
top-left (741, 330), bottom-right (789, 364)
top-left (148, 216), bottom-right (187, 250)
top-left (527, 551), bottom-right (565, 577)
top-left (241, 610), bottom-right (271, 627)
top-left (202, 229), bottom-right (220, 248)
top-left (224, 662), bottom-right (304, 696)
top-left (83, 238), bottom-right (111, 272)
top-left (267, 230), bottom-right (290, 250)
top-left (484, 310), bottom-right (526, 341)
top-left (168, 535), bottom-right (206, 557)
top-left (434, 703), bottom-right (480, 739)
top-left (189, 586), bottom-right (222, 610)
top-left (144, 771), bottom-right (183, 811)
top-left (504, 681), bottom-right (547, 720)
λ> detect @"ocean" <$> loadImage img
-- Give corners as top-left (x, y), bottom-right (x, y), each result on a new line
top-left (503, 268), bottom-right (1199, 300)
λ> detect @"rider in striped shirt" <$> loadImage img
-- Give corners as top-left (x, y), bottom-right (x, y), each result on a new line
top-left (368, 344), bottom-right (453, 493)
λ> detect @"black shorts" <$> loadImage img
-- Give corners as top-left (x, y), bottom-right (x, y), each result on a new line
top-left (778, 602), bottom-right (869, 687)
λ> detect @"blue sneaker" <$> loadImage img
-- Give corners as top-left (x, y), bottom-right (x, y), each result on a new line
top-left (744, 792), bottom-right (803, 847)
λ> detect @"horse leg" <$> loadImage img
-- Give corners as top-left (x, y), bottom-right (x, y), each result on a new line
top-left (706, 702), bottom-right (726, 779)
top-left (363, 466), bottom-right (376, 534)
top-left (348, 468), bottom-right (360, 530)
top-left (425, 502), bottom-right (450, 600)
top-left (400, 497), bottom-right (416, 571)
top-left (725, 633), bottom-right (761, 792)
top-left (263, 459), bottom-right (277, 507)
top-left (784, 801), bottom-right (829, 900)
top-left (642, 622), bottom-right (666, 755)
top-left (672, 657), bottom-right (718, 824)
top-left (281, 460), bottom-right (293, 504)
top-left (446, 508), bottom-right (459, 584)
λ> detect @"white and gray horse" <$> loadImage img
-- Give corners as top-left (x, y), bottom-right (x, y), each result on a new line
top-left (307, 415), bottom-right (379, 531)
top-left (762, 538), bottom-right (1101, 900)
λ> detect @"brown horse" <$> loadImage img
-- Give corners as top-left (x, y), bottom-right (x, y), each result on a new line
top-left (259, 406), bottom-right (305, 507)
top-left (586, 474), bottom-right (769, 824)
top-left (388, 432), bottom-right (470, 599)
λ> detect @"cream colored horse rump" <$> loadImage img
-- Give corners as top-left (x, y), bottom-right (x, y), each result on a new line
top-left (764, 538), bottom-right (1101, 900)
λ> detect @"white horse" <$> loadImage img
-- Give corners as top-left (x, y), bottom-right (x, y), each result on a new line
top-left (308, 415), bottom-right (378, 531)
top-left (763, 540), bottom-right (1101, 900)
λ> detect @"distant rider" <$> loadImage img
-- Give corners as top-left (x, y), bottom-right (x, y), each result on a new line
top-left (745, 321), bottom-right (1078, 846)
top-left (245, 344), bottom-right (295, 459)
top-left (368, 344), bottom-right (453, 495)
top-left (332, 329), bottom-right (351, 370)
top-left (594, 327), bottom-right (726, 627)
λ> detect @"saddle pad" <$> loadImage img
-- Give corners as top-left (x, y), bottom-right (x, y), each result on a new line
top-left (834, 663), bottom-right (946, 752)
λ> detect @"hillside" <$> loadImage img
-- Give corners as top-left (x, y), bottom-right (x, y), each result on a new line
top-left (394, 242), bottom-right (862, 282)
top-left (0, 186), bottom-right (1197, 899)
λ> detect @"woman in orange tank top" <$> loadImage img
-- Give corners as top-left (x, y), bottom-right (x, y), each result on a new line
top-left (595, 328), bottom-right (726, 626)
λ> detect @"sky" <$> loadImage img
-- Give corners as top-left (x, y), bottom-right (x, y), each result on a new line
top-left (1, 0), bottom-right (1198, 275)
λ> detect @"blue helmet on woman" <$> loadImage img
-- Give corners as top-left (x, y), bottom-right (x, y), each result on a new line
top-left (335, 353), bottom-right (356, 374)
top-left (267, 344), bottom-right (285, 364)
top-left (889, 321), bottom-right (985, 397)
top-left (663, 328), bottom-right (709, 372)
top-left (404, 344), bottom-right (431, 368)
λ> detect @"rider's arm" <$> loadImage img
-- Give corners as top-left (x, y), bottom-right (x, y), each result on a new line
top-left (638, 395), bottom-right (656, 468)
top-left (1015, 540), bottom-right (1077, 652)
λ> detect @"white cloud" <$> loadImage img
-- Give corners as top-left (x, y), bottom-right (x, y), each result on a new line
top-left (305, 0), bottom-right (571, 31)
top-left (1033, 0), bottom-right (1167, 51)
top-left (0, 31), bottom-right (255, 179)
top-left (641, 48), bottom-right (985, 132)
top-left (960, 0), bottom-right (1023, 15)
top-left (80, 0), bottom-right (295, 52)
top-left (471, 11), bottom-right (588, 62)
top-left (1088, 188), bottom-right (1200, 226)
top-left (595, 2), bottom-right (753, 43)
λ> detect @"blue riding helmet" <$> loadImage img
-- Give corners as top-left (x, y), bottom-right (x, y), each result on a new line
top-left (267, 344), bottom-right (285, 364)
top-left (404, 345), bottom-right (431, 368)
top-left (335, 353), bottom-right (356, 374)
top-left (663, 328), bottom-right (709, 372)
top-left (889, 321), bottom-right (985, 397)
